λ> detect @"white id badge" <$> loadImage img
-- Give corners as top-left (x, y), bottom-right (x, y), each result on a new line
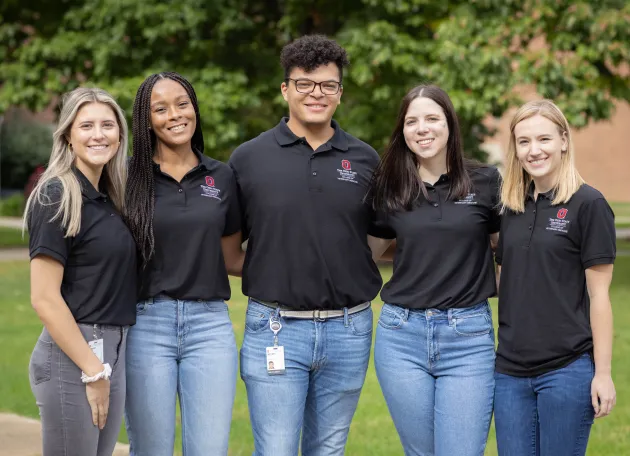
top-left (89, 339), bottom-right (104, 363)
top-left (266, 345), bottom-right (286, 375)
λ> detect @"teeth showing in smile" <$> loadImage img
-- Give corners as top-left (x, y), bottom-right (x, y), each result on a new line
top-left (88, 145), bottom-right (108, 150)
top-left (418, 138), bottom-right (434, 145)
top-left (530, 158), bottom-right (547, 165)
top-left (307, 104), bottom-right (326, 108)
top-left (169, 124), bottom-right (186, 132)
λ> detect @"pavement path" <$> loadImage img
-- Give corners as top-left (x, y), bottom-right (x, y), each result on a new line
top-left (0, 216), bottom-right (23, 229)
top-left (0, 413), bottom-right (129, 456)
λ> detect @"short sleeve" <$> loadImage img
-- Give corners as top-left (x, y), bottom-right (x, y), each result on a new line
top-left (222, 170), bottom-right (242, 237)
top-left (368, 208), bottom-right (396, 239)
top-left (488, 167), bottom-right (502, 234)
top-left (495, 221), bottom-right (504, 265)
top-left (579, 198), bottom-right (616, 269)
top-left (27, 188), bottom-right (71, 265)
top-left (228, 160), bottom-right (249, 241)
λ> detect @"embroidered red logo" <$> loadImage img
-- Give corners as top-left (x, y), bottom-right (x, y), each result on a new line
top-left (341, 159), bottom-right (351, 170)
top-left (205, 176), bottom-right (215, 187)
top-left (557, 208), bottom-right (568, 219)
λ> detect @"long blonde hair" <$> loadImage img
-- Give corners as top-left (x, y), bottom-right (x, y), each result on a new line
top-left (23, 87), bottom-right (129, 237)
top-left (500, 99), bottom-right (584, 213)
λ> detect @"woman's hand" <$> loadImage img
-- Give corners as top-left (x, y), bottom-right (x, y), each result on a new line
top-left (86, 378), bottom-right (111, 429)
top-left (591, 373), bottom-right (616, 418)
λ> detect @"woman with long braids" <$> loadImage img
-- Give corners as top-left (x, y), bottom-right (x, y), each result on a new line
top-left (124, 72), bottom-right (244, 456)
top-left (25, 87), bottom-right (136, 456)
top-left (368, 85), bottom-right (500, 456)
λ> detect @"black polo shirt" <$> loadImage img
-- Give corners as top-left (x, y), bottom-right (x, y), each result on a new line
top-left (495, 183), bottom-right (616, 377)
top-left (378, 166), bottom-right (501, 309)
top-left (228, 118), bottom-right (385, 310)
top-left (139, 150), bottom-right (241, 301)
top-left (28, 169), bottom-right (138, 326)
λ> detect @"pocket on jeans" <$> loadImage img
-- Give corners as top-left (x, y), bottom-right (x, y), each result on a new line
top-left (349, 307), bottom-right (373, 336)
top-left (453, 313), bottom-right (492, 337)
top-left (203, 300), bottom-right (229, 312)
top-left (244, 308), bottom-right (270, 333)
top-left (30, 339), bottom-right (52, 385)
top-left (378, 305), bottom-right (404, 330)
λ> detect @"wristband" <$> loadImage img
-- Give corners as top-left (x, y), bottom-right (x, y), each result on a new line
top-left (81, 363), bottom-right (112, 383)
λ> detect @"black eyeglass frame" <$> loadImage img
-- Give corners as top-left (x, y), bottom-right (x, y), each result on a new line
top-left (286, 78), bottom-right (343, 95)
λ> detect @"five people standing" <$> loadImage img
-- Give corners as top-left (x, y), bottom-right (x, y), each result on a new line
top-left (24, 37), bottom-right (617, 456)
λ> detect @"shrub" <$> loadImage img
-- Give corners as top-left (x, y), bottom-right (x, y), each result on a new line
top-left (0, 110), bottom-right (52, 191)
top-left (0, 193), bottom-right (25, 217)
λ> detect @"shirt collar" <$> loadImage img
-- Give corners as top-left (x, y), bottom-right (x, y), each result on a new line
top-left (272, 117), bottom-right (349, 152)
top-left (152, 147), bottom-right (212, 173)
top-left (526, 181), bottom-right (555, 202)
top-left (73, 167), bottom-right (106, 200)
top-left (423, 174), bottom-right (450, 188)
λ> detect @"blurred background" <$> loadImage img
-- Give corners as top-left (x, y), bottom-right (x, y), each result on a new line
top-left (0, 1), bottom-right (628, 455)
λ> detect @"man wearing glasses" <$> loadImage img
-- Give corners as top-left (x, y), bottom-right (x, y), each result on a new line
top-left (229, 35), bottom-right (386, 455)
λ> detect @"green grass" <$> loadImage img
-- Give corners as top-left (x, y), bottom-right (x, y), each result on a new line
top-left (1, 261), bottom-right (629, 455)
top-left (611, 202), bottom-right (630, 219)
top-left (0, 226), bottom-right (28, 248)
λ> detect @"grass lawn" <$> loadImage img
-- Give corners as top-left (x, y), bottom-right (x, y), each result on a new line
top-left (1, 260), bottom-right (629, 455)
top-left (0, 227), bottom-right (28, 248)
top-left (611, 202), bottom-right (630, 218)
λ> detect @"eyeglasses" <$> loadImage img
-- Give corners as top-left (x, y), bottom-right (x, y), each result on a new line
top-left (286, 78), bottom-right (342, 95)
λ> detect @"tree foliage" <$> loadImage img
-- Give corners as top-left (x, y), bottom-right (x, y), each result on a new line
top-left (1, 0), bottom-right (629, 161)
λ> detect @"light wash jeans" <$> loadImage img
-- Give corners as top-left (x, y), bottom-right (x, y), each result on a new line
top-left (374, 301), bottom-right (496, 456)
top-left (240, 298), bottom-right (373, 456)
top-left (494, 353), bottom-right (595, 456)
top-left (124, 295), bottom-right (237, 456)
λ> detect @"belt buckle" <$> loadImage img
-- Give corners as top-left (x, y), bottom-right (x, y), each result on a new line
top-left (312, 309), bottom-right (323, 321)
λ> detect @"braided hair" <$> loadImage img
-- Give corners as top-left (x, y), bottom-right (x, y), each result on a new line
top-left (125, 72), bottom-right (205, 266)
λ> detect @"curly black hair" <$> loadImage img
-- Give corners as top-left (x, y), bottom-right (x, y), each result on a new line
top-left (280, 34), bottom-right (350, 81)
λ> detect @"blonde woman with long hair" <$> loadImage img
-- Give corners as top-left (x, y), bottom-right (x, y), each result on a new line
top-left (24, 87), bottom-right (138, 456)
top-left (494, 100), bottom-right (616, 456)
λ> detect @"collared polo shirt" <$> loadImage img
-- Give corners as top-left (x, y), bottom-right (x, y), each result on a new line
top-left (378, 166), bottom-right (501, 309)
top-left (228, 118), bottom-right (385, 310)
top-left (139, 150), bottom-right (241, 301)
top-left (28, 169), bottom-right (138, 326)
top-left (495, 183), bottom-right (616, 377)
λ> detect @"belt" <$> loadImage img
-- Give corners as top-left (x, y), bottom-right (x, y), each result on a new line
top-left (252, 299), bottom-right (371, 320)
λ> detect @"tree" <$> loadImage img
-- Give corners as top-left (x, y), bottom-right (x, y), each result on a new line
top-left (1, 0), bottom-right (628, 162)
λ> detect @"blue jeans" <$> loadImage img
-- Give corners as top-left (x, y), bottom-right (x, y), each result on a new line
top-left (374, 301), bottom-right (495, 456)
top-left (240, 299), bottom-right (373, 456)
top-left (494, 354), bottom-right (595, 456)
top-left (125, 295), bottom-right (237, 456)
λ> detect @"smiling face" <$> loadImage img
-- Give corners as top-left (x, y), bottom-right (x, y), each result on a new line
top-left (403, 96), bottom-right (449, 164)
top-left (150, 78), bottom-right (197, 149)
top-left (281, 63), bottom-right (342, 128)
top-left (69, 102), bottom-right (120, 173)
top-left (514, 114), bottom-right (567, 188)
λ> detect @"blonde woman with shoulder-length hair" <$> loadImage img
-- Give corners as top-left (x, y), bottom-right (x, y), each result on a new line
top-left (494, 100), bottom-right (616, 456)
top-left (24, 87), bottom-right (138, 456)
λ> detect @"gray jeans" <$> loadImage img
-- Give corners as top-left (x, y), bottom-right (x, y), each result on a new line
top-left (29, 323), bottom-right (128, 456)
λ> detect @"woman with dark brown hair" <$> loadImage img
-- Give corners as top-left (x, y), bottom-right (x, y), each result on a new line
top-left (368, 85), bottom-right (500, 456)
